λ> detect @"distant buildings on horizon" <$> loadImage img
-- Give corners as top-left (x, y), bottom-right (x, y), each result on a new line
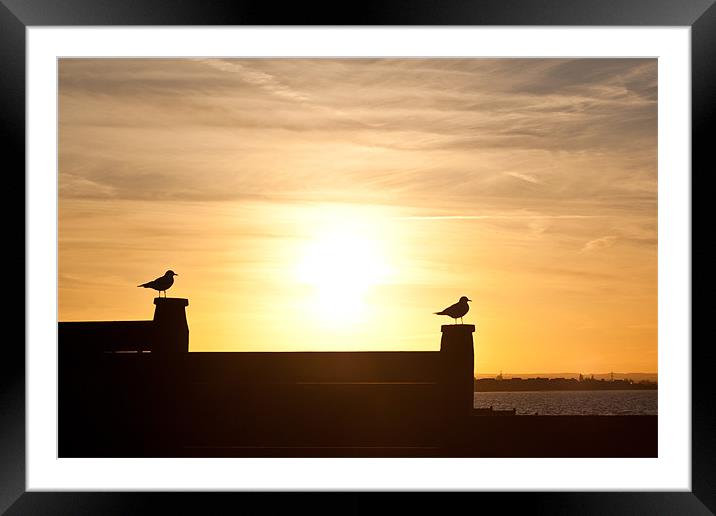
top-left (474, 374), bottom-right (657, 392)
top-left (474, 371), bottom-right (658, 382)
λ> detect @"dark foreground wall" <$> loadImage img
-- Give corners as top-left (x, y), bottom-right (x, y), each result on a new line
top-left (59, 351), bottom-right (447, 457)
top-left (59, 351), bottom-right (657, 458)
top-left (172, 415), bottom-right (657, 458)
top-left (462, 415), bottom-right (657, 458)
top-left (58, 298), bottom-right (656, 458)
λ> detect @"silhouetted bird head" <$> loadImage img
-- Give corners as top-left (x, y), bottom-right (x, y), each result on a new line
top-left (166, 270), bottom-right (178, 277)
top-left (459, 296), bottom-right (472, 303)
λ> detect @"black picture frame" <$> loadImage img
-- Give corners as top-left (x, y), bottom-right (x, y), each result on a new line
top-left (5, 0), bottom-right (711, 514)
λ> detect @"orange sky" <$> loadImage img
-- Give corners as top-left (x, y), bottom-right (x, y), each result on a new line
top-left (58, 58), bottom-right (657, 374)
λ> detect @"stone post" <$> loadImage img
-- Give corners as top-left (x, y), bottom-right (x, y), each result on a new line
top-left (152, 298), bottom-right (189, 354)
top-left (440, 324), bottom-right (475, 451)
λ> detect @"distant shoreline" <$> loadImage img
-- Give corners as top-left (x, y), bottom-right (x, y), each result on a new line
top-left (474, 377), bottom-right (657, 392)
top-left (474, 373), bottom-right (658, 381)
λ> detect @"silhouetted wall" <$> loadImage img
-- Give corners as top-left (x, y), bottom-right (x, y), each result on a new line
top-left (58, 320), bottom-right (154, 353)
top-left (57, 300), bottom-right (656, 458)
top-left (58, 297), bottom-right (189, 354)
top-left (58, 299), bottom-right (483, 456)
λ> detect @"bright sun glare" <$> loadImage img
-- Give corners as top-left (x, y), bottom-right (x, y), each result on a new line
top-left (296, 222), bottom-right (392, 326)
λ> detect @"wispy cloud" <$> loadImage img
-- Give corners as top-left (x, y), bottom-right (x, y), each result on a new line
top-left (581, 235), bottom-right (618, 252)
top-left (59, 58), bottom-right (657, 206)
top-left (506, 172), bottom-right (541, 184)
top-left (194, 58), bottom-right (311, 102)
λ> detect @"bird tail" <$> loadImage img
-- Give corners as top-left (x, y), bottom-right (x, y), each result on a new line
top-left (434, 311), bottom-right (444, 315)
top-left (138, 283), bottom-right (148, 288)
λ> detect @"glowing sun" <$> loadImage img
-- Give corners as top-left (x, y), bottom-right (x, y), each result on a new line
top-left (296, 225), bottom-right (392, 325)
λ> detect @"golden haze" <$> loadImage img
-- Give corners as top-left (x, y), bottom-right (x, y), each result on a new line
top-left (59, 58), bottom-right (657, 374)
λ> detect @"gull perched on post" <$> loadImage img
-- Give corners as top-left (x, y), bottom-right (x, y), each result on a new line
top-left (138, 270), bottom-right (178, 298)
top-left (434, 296), bottom-right (472, 324)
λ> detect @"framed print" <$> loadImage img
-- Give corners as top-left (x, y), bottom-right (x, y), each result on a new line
top-left (7, 0), bottom-right (712, 514)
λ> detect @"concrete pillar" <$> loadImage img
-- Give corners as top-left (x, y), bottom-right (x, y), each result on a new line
top-left (440, 324), bottom-right (475, 421)
top-left (152, 298), bottom-right (189, 354)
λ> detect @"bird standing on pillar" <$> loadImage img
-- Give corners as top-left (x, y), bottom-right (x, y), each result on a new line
top-left (138, 270), bottom-right (178, 298)
top-left (434, 296), bottom-right (472, 324)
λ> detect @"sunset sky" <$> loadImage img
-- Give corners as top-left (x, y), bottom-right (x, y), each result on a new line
top-left (58, 58), bottom-right (657, 374)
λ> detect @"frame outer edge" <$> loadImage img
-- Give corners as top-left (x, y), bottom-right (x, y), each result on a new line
top-left (0, 0), bottom-right (27, 514)
top-left (692, 1), bottom-right (716, 514)
top-left (4, 0), bottom-right (714, 513)
top-left (0, 0), bottom-right (715, 26)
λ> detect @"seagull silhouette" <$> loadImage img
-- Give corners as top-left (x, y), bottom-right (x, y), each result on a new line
top-left (138, 270), bottom-right (178, 298)
top-left (434, 296), bottom-right (472, 324)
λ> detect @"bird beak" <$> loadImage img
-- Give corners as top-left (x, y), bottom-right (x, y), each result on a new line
top-left (468, 299), bottom-right (472, 302)
top-left (175, 273), bottom-right (179, 276)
